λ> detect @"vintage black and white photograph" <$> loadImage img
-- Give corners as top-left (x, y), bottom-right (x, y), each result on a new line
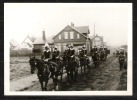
top-left (4, 3), bottom-right (132, 95)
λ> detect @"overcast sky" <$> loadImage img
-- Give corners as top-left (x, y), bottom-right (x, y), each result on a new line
top-left (4, 3), bottom-right (131, 47)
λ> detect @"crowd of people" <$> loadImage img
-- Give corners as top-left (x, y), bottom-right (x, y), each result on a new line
top-left (29, 44), bottom-right (127, 91)
top-left (29, 44), bottom-right (111, 90)
top-left (41, 43), bottom-right (110, 69)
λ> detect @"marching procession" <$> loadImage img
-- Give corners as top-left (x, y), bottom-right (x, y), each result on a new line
top-left (29, 43), bottom-right (127, 91)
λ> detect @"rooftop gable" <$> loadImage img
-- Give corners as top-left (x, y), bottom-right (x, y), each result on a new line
top-left (53, 25), bottom-right (89, 39)
top-left (33, 36), bottom-right (54, 45)
top-left (22, 35), bottom-right (35, 44)
top-left (33, 37), bottom-right (47, 44)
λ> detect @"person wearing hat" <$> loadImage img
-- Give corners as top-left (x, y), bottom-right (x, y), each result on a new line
top-left (52, 45), bottom-right (60, 62)
top-left (69, 44), bottom-right (75, 60)
top-left (43, 43), bottom-right (51, 60)
top-left (63, 44), bottom-right (71, 60)
top-left (79, 44), bottom-right (89, 64)
top-left (94, 46), bottom-right (98, 52)
top-left (81, 45), bottom-right (87, 57)
top-left (120, 49), bottom-right (124, 55)
top-left (78, 48), bottom-right (82, 57)
top-left (99, 46), bottom-right (103, 52)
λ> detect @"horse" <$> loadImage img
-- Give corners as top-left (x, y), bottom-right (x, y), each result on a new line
top-left (63, 56), bottom-right (79, 81)
top-left (100, 51), bottom-right (105, 64)
top-left (68, 56), bottom-right (79, 81)
top-left (92, 51), bottom-right (100, 68)
top-left (29, 57), bottom-right (50, 91)
top-left (42, 54), bottom-right (63, 83)
top-left (29, 56), bottom-right (61, 91)
top-left (79, 55), bottom-right (90, 74)
top-left (52, 56), bottom-right (64, 82)
top-left (105, 49), bottom-right (110, 60)
top-left (62, 55), bottom-right (70, 81)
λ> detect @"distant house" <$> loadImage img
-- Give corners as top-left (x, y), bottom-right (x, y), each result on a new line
top-left (13, 43), bottom-right (32, 50)
top-left (22, 35), bottom-right (36, 49)
top-left (10, 38), bottom-right (33, 56)
top-left (10, 39), bottom-right (19, 49)
top-left (91, 34), bottom-right (104, 48)
top-left (52, 23), bottom-right (91, 55)
top-left (33, 30), bottom-right (54, 54)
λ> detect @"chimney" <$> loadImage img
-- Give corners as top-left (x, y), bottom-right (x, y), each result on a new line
top-left (71, 22), bottom-right (74, 27)
top-left (42, 30), bottom-right (46, 41)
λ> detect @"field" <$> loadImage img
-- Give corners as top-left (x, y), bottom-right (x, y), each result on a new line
top-left (10, 56), bottom-right (31, 81)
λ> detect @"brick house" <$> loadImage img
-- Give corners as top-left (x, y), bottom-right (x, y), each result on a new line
top-left (52, 23), bottom-right (91, 55)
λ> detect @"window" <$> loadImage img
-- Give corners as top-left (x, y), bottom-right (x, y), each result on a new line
top-left (70, 31), bottom-right (74, 39)
top-left (59, 35), bottom-right (61, 40)
top-left (64, 32), bottom-right (68, 39)
top-left (77, 34), bottom-right (80, 39)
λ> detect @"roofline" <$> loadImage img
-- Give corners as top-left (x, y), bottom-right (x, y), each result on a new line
top-left (52, 25), bottom-right (69, 39)
top-left (22, 35), bottom-right (33, 44)
top-left (70, 25), bottom-right (88, 38)
top-left (52, 25), bottom-right (88, 39)
top-left (74, 26), bottom-right (90, 34)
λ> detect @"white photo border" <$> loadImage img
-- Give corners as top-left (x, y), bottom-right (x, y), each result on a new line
top-left (4, 3), bottom-right (132, 96)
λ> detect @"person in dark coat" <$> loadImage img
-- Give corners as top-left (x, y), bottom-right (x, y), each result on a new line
top-left (42, 44), bottom-right (59, 78)
top-left (69, 44), bottom-right (75, 61)
top-left (52, 45), bottom-right (60, 62)
top-left (43, 43), bottom-right (51, 60)
top-left (118, 52), bottom-right (125, 70)
top-left (79, 45), bottom-right (89, 64)
top-left (81, 45), bottom-right (87, 56)
top-left (99, 46), bottom-right (103, 52)
top-left (64, 44), bottom-right (71, 60)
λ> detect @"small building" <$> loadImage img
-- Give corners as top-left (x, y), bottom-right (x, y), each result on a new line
top-left (91, 34), bottom-right (104, 48)
top-left (22, 35), bottom-right (36, 48)
top-left (33, 30), bottom-right (54, 54)
top-left (53, 23), bottom-right (91, 55)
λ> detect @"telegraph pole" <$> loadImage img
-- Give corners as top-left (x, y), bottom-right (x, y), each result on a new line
top-left (94, 22), bottom-right (96, 47)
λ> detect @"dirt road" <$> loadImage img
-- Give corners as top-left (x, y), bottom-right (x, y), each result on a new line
top-left (25, 56), bottom-right (127, 91)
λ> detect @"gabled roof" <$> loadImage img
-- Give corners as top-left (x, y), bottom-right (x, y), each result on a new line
top-left (53, 25), bottom-right (89, 39)
top-left (33, 36), bottom-right (54, 45)
top-left (74, 26), bottom-right (89, 34)
top-left (46, 37), bottom-right (54, 44)
top-left (29, 36), bottom-right (36, 42)
top-left (33, 37), bottom-right (47, 44)
top-left (91, 34), bottom-right (103, 40)
top-left (22, 35), bottom-right (35, 44)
